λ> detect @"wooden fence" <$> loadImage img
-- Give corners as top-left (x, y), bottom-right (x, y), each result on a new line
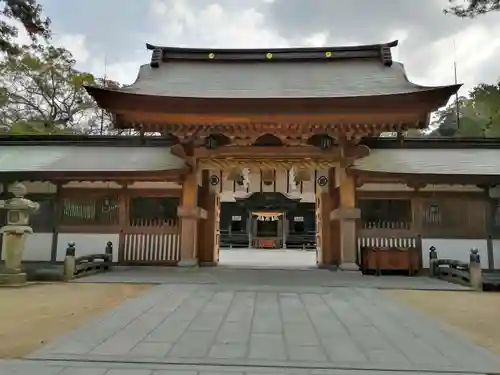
top-left (357, 231), bottom-right (422, 275)
top-left (122, 218), bottom-right (181, 265)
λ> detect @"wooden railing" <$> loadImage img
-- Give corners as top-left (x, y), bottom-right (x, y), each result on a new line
top-left (428, 246), bottom-right (482, 290)
top-left (358, 232), bottom-right (422, 276)
top-left (361, 221), bottom-right (411, 230)
top-left (123, 219), bottom-right (180, 264)
top-left (63, 241), bottom-right (113, 280)
top-left (286, 233), bottom-right (316, 249)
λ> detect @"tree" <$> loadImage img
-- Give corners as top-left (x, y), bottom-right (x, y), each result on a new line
top-left (0, 0), bottom-right (50, 54)
top-left (0, 44), bottom-right (96, 134)
top-left (83, 77), bottom-right (123, 135)
top-left (431, 83), bottom-right (500, 137)
top-left (446, 0), bottom-right (500, 17)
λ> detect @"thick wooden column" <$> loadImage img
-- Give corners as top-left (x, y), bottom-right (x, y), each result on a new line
top-left (198, 170), bottom-right (220, 266)
top-left (316, 168), bottom-right (341, 268)
top-left (316, 191), bottom-right (332, 267)
top-left (330, 168), bottom-right (360, 271)
top-left (178, 170), bottom-right (207, 267)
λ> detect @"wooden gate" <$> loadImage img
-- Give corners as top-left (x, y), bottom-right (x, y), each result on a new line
top-left (120, 195), bottom-right (181, 265)
top-left (122, 219), bottom-right (181, 265)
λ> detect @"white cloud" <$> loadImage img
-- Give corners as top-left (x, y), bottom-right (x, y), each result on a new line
top-left (150, 0), bottom-right (288, 48)
top-left (53, 33), bottom-right (90, 63)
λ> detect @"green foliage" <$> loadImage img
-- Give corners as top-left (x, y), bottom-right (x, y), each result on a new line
top-left (0, 0), bottom-right (50, 54)
top-left (446, 0), bottom-right (500, 17)
top-left (0, 44), bottom-right (103, 134)
top-left (431, 83), bottom-right (500, 137)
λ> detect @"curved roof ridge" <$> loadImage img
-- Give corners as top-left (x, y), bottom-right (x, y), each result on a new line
top-left (145, 41), bottom-right (398, 54)
top-left (393, 61), bottom-right (463, 91)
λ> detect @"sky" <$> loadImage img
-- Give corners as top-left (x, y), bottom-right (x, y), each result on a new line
top-left (33, 0), bottom-right (500, 97)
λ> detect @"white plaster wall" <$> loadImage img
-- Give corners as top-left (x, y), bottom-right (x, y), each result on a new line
top-left (56, 233), bottom-right (120, 262)
top-left (1, 233), bottom-right (53, 261)
top-left (129, 181), bottom-right (181, 189)
top-left (492, 240), bottom-right (500, 269)
top-left (275, 169), bottom-right (287, 193)
top-left (63, 181), bottom-right (121, 189)
top-left (23, 181), bottom-right (57, 194)
top-left (421, 238), bottom-right (489, 269)
top-left (358, 183), bottom-right (482, 192)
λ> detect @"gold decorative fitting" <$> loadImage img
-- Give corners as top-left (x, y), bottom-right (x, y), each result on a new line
top-left (266, 53), bottom-right (273, 59)
top-left (325, 51), bottom-right (332, 57)
top-left (208, 53), bottom-right (215, 59)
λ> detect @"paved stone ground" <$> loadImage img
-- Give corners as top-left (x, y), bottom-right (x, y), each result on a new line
top-left (74, 266), bottom-right (470, 291)
top-left (1, 250), bottom-right (496, 374)
top-left (2, 284), bottom-right (495, 374)
top-left (218, 248), bottom-right (317, 269)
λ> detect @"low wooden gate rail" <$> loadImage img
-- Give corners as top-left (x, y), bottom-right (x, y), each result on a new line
top-left (357, 232), bottom-right (422, 275)
top-left (121, 219), bottom-right (181, 265)
top-left (429, 246), bottom-right (482, 290)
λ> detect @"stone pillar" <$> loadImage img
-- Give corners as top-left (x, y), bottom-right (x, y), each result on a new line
top-left (330, 168), bottom-right (360, 271)
top-left (469, 248), bottom-right (483, 291)
top-left (178, 171), bottom-right (206, 267)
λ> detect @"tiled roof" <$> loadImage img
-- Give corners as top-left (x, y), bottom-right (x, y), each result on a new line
top-left (0, 145), bottom-right (186, 172)
top-left (115, 60), bottom-right (446, 99)
top-left (353, 149), bottom-right (500, 175)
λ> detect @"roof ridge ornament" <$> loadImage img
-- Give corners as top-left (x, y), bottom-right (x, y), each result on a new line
top-left (144, 41), bottom-right (399, 64)
top-left (380, 45), bottom-right (393, 67)
top-left (150, 48), bottom-right (162, 68)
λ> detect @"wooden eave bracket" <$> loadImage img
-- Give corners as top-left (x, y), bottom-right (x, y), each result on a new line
top-left (330, 207), bottom-right (361, 221)
top-left (177, 206), bottom-right (207, 220)
top-left (171, 144), bottom-right (196, 171)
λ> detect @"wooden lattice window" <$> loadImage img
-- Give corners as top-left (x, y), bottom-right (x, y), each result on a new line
top-left (61, 196), bottom-right (119, 225)
top-left (129, 197), bottom-right (179, 226)
top-left (423, 203), bottom-right (441, 226)
top-left (420, 197), bottom-right (487, 238)
top-left (27, 194), bottom-right (55, 232)
top-left (359, 199), bottom-right (412, 229)
top-left (493, 202), bottom-right (500, 227)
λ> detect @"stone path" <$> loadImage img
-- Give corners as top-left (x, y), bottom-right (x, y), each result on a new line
top-left (1, 283), bottom-right (496, 374)
top-left (74, 266), bottom-right (471, 291)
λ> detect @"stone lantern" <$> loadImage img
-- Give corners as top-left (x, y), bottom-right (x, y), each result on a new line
top-left (0, 182), bottom-right (39, 285)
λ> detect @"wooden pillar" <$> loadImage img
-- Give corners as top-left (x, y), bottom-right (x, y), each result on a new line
top-left (330, 168), bottom-right (360, 271)
top-left (178, 170), bottom-right (207, 267)
top-left (317, 191), bottom-right (333, 267)
top-left (317, 169), bottom-right (342, 268)
top-left (198, 170), bottom-right (220, 266)
top-left (50, 183), bottom-right (62, 263)
top-left (117, 184), bottom-right (129, 263)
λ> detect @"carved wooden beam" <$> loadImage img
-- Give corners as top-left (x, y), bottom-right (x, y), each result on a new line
top-left (406, 181), bottom-right (427, 191)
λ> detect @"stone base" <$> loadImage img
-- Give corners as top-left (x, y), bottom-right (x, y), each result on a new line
top-left (317, 263), bottom-right (337, 270)
top-left (199, 262), bottom-right (218, 267)
top-left (177, 259), bottom-right (199, 268)
top-left (0, 272), bottom-right (27, 285)
top-left (338, 262), bottom-right (360, 272)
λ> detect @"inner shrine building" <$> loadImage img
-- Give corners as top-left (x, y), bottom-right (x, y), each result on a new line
top-left (4, 39), bottom-right (499, 272)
